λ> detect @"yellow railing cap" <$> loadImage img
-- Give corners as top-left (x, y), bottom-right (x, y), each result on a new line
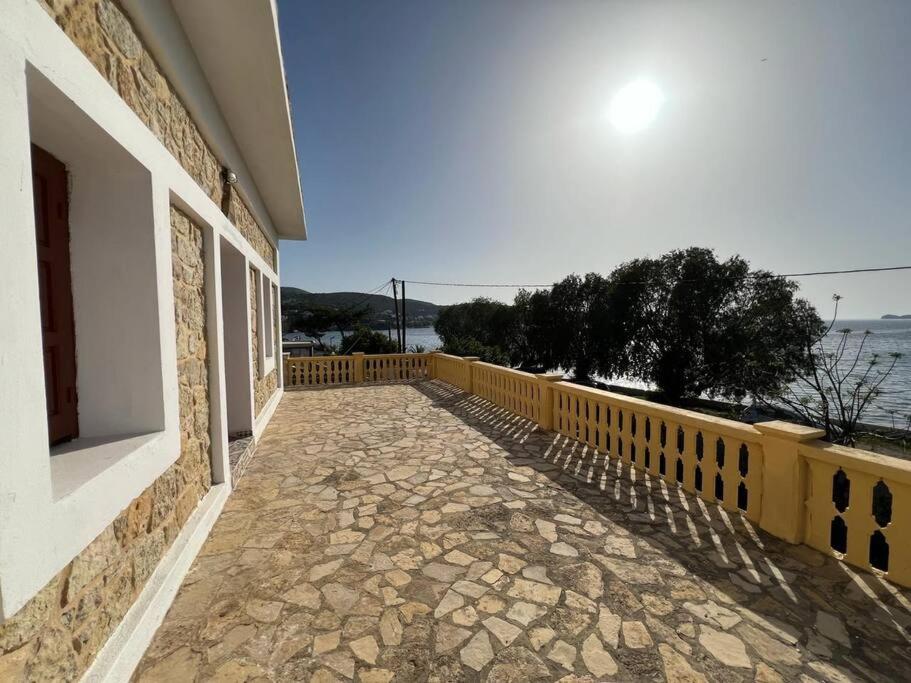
top-left (535, 372), bottom-right (565, 382)
top-left (754, 420), bottom-right (825, 441)
top-left (473, 361), bottom-right (536, 378)
top-left (801, 440), bottom-right (911, 485)
top-left (553, 381), bottom-right (762, 439)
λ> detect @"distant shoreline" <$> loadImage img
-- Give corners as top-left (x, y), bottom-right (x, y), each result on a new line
top-left (882, 314), bottom-right (911, 319)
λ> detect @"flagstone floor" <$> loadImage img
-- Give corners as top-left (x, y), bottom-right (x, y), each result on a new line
top-left (134, 381), bottom-right (911, 682)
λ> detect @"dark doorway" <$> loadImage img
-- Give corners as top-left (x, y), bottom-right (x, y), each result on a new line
top-left (32, 144), bottom-right (78, 445)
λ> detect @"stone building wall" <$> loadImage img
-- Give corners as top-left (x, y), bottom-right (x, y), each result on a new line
top-left (36, 0), bottom-right (276, 269)
top-left (250, 268), bottom-right (278, 417)
top-left (0, 207), bottom-right (213, 681)
top-left (227, 187), bottom-right (275, 272)
top-left (170, 205), bottom-right (214, 499)
top-left (256, 369), bottom-right (279, 417)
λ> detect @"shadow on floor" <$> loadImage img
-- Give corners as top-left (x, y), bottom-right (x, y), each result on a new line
top-left (413, 379), bottom-right (911, 680)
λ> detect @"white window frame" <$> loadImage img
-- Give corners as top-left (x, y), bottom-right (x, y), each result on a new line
top-left (256, 270), bottom-right (276, 377)
top-left (263, 273), bottom-right (274, 360)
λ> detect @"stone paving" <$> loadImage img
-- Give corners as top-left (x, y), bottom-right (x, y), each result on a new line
top-left (134, 381), bottom-right (911, 682)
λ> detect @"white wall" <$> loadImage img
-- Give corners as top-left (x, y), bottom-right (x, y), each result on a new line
top-left (70, 165), bottom-right (164, 437)
top-left (220, 238), bottom-right (254, 436)
top-left (263, 277), bottom-right (275, 359)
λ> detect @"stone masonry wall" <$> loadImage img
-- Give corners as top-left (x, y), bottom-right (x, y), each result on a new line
top-left (250, 268), bottom-right (278, 417)
top-left (36, 0), bottom-right (276, 269)
top-left (0, 207), bottom-right (213, 681)
top-left (170, 205), bottom-right (214, 499)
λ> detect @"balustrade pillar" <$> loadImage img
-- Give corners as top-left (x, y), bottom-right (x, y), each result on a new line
top-left (462, 356), bottom-right (480, 393)
top-left (352, 352), bottom-right (365, 383)
top-left (754, 420), bottom-right (825, 543)
top-left (535, 373), bottom-right (564, 431)
top-left (428, 351), bottom-right (441, 380)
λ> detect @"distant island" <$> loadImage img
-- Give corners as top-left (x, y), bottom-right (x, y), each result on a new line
top-left (882, 314), bottom-right (911, 319)
top-left (281, 287), bottom-right (441, 332)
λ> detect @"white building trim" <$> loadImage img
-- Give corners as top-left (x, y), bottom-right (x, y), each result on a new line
top-left (254, 387), bottom-right (284, 443)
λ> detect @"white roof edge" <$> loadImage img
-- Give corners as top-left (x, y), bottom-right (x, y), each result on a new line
top-left (268, 0), bottom-right (308, 240)
top-left (126, 0), bottom-right (307, 241)
top-left (173, 0), bottom-right (307, 241)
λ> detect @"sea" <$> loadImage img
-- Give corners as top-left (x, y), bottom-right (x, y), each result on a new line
top-left (318, 320), bottom-right (911, 427)
top-left (317, 328), bottom-right (443, 353)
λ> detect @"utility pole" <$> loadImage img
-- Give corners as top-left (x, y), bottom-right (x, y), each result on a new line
top-left (401, 280), bottom-right (407, 353)
top-left (391, 278), bottom-right (402, 353)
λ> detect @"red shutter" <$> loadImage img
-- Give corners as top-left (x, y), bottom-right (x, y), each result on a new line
top-left (32, 144), bottom-right (79, 445)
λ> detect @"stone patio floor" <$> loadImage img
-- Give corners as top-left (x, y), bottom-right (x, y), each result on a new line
top-left (134, 381), bottom-right (911, 682)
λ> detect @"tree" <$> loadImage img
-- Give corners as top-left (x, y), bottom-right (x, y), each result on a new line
top-left (434, 298), bottom-right (517, 363)
top-left (714, 275), bottom-right (819, 401)
top-left (765, 295), bottom-right (904, 445)
top-left (513, 288), bottom-right (558, 369)
top-left (590, 248), bottom-right (814, 404)
top-left (542, 273), bottom-right (609, 382)
top-left (439, 336), bottom-right (510, 365)
top-left (588, 258), bottom-right (660, 383)
top-left (290, 305), bottom-right (370, 352)
top-left (341, 325), bottom-right (399, 355)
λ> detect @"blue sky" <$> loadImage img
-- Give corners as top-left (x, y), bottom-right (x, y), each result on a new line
top-left (276, 0), bottom-right (911, 317)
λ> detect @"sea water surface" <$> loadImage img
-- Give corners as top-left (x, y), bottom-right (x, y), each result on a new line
top-left (319, 320), bottom-right (911, 427)
top-left (607, 320), bottom-right (911, 427)
top-left (801, 319), bottom-right (911, 427)
top-left (318, 327), bottom-right (443, 353)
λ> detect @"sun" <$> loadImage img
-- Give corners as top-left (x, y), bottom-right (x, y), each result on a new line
top-left (608, 80), bottom-right (665, 134)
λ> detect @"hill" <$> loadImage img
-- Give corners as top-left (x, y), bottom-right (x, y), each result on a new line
top-left (281, 287), bottom-right (441, 330)
top-left (881, 314), bottom-right (911, 319)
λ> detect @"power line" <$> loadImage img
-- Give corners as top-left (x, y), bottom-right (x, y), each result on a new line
top-left (775, 265), bottom-right (911, 277)
top-left (403, 265), bottom-right (911, 289)
top-left (340, 281), bottom-right (393, 355)
top-left (404, 279), bottom-right (554, 288)
top-left (294, 279), bottom-right (391, 353)
top-left (331, 278), bottom-right (393, 315)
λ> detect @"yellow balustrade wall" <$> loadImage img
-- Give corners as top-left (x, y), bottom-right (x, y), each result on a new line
top-left (362, 353), bottom-right (431, 382)
top-left (284, 356), bottom-right (357, 386)
top-left (430, 353), bottom-right (474, 392)
top-left (282, 350), bottom-right (911, 588)
top-left (800, 441), bottom-right (911, 586)
top-left (472, 363), bottom-right (542, 422)
top-left (285, 353), bottom-right (430, 386)
top-left (551, 382), bottom-right (765, 523)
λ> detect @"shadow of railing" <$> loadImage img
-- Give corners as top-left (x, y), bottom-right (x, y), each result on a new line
top-left (284, 378), bottom-right (428, 392)
top-left (413, 379), bottom-right (911, 677)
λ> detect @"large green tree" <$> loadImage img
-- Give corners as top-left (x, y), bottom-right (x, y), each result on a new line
top-left (432, 249), bottom-right (818, 406)
top-left (542, 273), bottom-right (609, 382)
top-left (434, 298), bottom-right (517, 364)
top-left (512, 288), bottom-right (558, 369)
top-left (589, 248), bottom-right (816, 404)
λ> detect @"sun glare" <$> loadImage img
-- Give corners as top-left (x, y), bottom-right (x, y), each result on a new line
top-left (608, 80), bottom-right (664, 134)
